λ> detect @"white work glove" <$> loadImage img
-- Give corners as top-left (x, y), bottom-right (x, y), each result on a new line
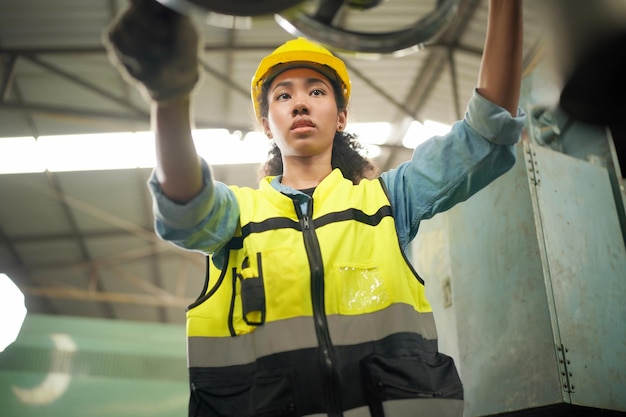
top-left (102, 0), bottom-right (200, 102)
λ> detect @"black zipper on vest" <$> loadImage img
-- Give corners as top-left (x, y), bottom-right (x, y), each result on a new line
top-left (294, 200), bottom-right (342, 417)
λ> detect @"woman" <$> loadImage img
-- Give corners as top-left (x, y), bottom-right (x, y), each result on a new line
top-left (104, 1), bottom-right (525, 415)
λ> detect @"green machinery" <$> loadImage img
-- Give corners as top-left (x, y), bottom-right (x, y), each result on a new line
top-left (0, 314), bottom-right (189, 417)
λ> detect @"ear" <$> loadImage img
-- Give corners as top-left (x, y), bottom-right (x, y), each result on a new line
top-left (337, 110), bottom-right (348, 132)
top-left (261, 118), bottom-right (273, 139)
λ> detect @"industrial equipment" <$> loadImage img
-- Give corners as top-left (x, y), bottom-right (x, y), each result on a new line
top-left (413, 52), bottom-right (626, 416)
top-left (0, 314), bottom-right (188, 417)
top-left (157, 0), bottom-right (462, 55)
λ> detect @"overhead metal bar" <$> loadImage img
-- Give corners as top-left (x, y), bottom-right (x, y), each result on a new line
top-left (21, 54), bottom-right (149, 116)
top-left (11, 79), bottom-right (40, 138)
top-left (0, 53), bottom-right (17, 101)
top-left (342, 61), bottom-right (417, 119)
top-left (448, 46), bottom-right (462, 121)
top-left (22, 285), bottom-right (193, 308)
top-left (17, 248), bottom-right (203, 276)
top-left (44, 170), bottom-right (117, 319)
top-left (134, 168), bottom-right (169, 323)
top-left (0, 102), bottom-right (251, 133)
top-left (0, 102), bottom-right (148, 120)
top-left (0, 44), bottom-right (274, 55)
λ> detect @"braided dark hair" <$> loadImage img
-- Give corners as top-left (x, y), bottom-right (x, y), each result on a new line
top-left (257, 68), bottom-right (378, 184)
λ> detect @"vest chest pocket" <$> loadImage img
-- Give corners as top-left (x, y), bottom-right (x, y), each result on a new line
top-left (233, 245), bottom-right (311, 327)
top-left (237, 252), bottom-right (266, 326)
top-left (335, 264), bottom-right (391, 314)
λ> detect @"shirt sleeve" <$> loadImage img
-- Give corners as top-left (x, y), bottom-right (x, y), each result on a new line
top-left (380, 89), bottom-right (527, 249)
top-left (147, 157), bottom-right (240, 255)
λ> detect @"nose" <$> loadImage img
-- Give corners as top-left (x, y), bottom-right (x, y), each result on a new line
top-left (291, 95), bottom-right (310, 116)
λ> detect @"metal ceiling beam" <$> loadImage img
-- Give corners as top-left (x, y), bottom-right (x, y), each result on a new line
top-left (407, 0), bottom-right (483, 117)
top-left (7, 229), bottom-right (152, 244)
top-left (25, 178), bottom-right (202, 262)
top-left (24, 249), bottom-right (203, 273)
top-left (22, 286), bottom-right (193, 308)
top-left (223, 28), bottom-right (239, 115)
top-left (343, 61), bottom-right (417, 119)
top-left (43, 170), bottom-right (117, 319)
top-left (11, 78), bottom-right (40, 138)
top-left (0, 38), bottom-right (483, 139)
top-left (448, 46), bottom-right (462, 121)
top-left (0, 44), bottom-right (276, 55)
top-left (0, 53), bottom-right (17, 101)
top-left (0, 47), bottom-right (253, 133)
top-left (0, 42), bottom-right (484, 56)
top-left (22, 54), bottom-right (149, 115)
top-left (0, 101), bottom-right (149, 121)
top-left (0, 102), bottom-right (252, 132)
top-left (1, 53), bottom-right (40, 137)
top-left (200, 59), bottom-right (249, 98)
top-left (135, 169), bottom-right (168, 323)
top-left (110, 261), bottom-right (184, 303)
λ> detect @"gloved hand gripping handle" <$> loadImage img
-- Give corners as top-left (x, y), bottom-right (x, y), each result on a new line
top-left (102, 0), bottom-right (201, 102)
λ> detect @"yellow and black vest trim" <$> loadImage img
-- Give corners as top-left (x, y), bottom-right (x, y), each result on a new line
top-left (186, 169), bottom-right (463, 417)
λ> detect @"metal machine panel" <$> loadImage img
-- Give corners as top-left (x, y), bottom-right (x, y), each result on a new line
top-left (413, 141), bottom-right (626, 416)
top-left (528, 142), bottom-right (626, 410)
top-left (416, 142), bottom-right (563, 416)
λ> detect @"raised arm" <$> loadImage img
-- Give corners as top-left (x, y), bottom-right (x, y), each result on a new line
top-left (103, 0), bottom-right (203, 203)
top-left (151, 97), bottom-right (203, 203)
top-left (477, 0), bottom-right (524, 116)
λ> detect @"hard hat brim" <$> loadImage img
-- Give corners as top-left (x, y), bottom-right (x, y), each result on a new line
top-left (262, 62), bottom-right (342, 93)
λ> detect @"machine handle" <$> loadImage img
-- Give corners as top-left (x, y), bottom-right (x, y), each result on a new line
top-left (155, 0), bottom-right (306, 16)
top-left (275, 0), bottom-right (461, 55)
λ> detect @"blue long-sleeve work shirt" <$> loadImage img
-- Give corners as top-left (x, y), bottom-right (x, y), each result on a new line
top-left (148, 90), bottom-right (526, 267)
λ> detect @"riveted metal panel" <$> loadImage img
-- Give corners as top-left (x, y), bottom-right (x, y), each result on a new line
top-left (416, 143), bottom-right (563, 416)
top-left (527, 141), bottom-right (626, 411)
top-left (414, 141), bottom-right (626, 416)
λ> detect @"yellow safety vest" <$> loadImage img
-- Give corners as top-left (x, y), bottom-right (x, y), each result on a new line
top-left (186, 169), bottom-right (463, 417)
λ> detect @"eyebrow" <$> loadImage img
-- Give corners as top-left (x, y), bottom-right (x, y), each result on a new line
top-left (271, 77), bottom-right (329, 92)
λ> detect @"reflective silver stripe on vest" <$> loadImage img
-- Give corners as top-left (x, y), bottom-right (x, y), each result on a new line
top-left (188, 303), bottom-right (437, 367)
top-left (327, 304), bottom-right (436, 345)
top-left (381, 398), bottom-right (464, 417)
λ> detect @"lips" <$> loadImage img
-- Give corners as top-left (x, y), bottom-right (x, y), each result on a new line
top-left (291, 118), bottom-right (315, 130)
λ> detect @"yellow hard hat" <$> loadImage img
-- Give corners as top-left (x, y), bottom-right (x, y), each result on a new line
top-left (251, 37), bottom-right (351, 121)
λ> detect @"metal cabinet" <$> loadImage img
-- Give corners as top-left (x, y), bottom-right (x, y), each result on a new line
top-left (413, 141), bottom-right (626, 416)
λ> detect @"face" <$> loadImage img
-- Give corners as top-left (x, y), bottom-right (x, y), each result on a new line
top-left (262, 67), bottom-right (347, 160)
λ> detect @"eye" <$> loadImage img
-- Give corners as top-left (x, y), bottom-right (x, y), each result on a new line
top-left (311, 89), bottom-right (325, 97)
top-left (275, 92), bottom-right (291, 101)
